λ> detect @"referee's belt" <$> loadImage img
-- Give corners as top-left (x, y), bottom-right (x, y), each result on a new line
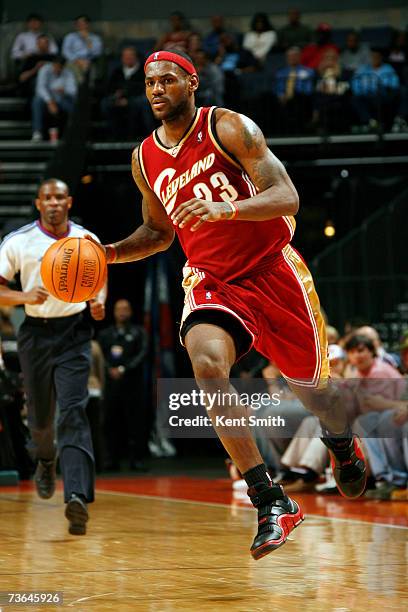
top-left (24, 312), bottom-right (84, 326)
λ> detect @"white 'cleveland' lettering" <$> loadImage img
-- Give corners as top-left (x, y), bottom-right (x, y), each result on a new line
top-left (153, 153), bottom-right (215, 214)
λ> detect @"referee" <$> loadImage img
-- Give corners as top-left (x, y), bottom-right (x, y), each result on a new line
top-left (0, 178), bottom-right (106, 535)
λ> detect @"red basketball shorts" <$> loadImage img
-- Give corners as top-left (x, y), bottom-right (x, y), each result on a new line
top-left (180, 244), bottom-right (329, 389)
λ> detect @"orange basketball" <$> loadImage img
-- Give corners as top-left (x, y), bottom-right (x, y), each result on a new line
top-left (40, 237), bottom-right (107, 303)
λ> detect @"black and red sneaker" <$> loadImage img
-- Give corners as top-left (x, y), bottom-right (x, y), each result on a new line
top-left (248, 483), bottom-right (304, 561)
top-left (321, 433), bottom-right (367, 499)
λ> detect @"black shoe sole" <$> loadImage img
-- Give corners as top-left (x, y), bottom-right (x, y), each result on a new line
top-left (251, 504), bottom-right (305, 561)
top-left (65, 499), bottom-right (89, 535)
top-left (328, 437), bottom-right (367, 499)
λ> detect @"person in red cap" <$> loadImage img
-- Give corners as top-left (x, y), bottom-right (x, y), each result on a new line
top-left (301, 23), bottom-right (339, 69)
top-left (90, 48), bottom-right (367, 560)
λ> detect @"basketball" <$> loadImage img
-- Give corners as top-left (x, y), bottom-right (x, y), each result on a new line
top-left (40, 237), bottom-right (107, 303)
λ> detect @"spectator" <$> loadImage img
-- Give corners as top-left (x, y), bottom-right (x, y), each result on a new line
top-left (357, 391), bottom-right (408, 500)
top-left (345, 334), bottom-right (407, 500)
top-left (203, 15), bottom-right (228, 59)
top-left (387, 30), bottom-right (408, 83)
top-left (398, 330), bottom-right (408, 374)
top-left (18, 34), bottom-right (56, 98)
top-left (340, 31), bottom-right (371, 76)
top-left (31, 56), bottom-right (77, 142)
top-left (313, 48), bottom-right (350, 132)
top-left (101, 46), bottom-right (155, 140)
top-left (11, 13), bottom-right (58, 63)
top-left (187, 33), bottom-right (204, 57)
top-left (351, 48), bottom-right (405, 131)
top-left (278, 8), bottom-right (312, 51)
top-left (326, 324), bottom-right (340, 344)
top-left (242, 13), bottom-right (277, 64)
top-left (356, 325), bottom-right (399, 369)
top-left (214, 33), bottom-right (259, 107)
top-left (214, 33), bottom-right (258, 73)
top-left (98, 299), bottom-right (148, 471)
top-left (328, 344), bottom-right (346, 378)
top-left (274, 46), bottom-right (314, 133)
top-left (154, 11), bottom-right (191, 53)
top-left (193, 49), bottom-right (225, 106)
top-left (301, 23), bottom-right (339, 70)
top-left (62, 14), bottom-right (103, 83)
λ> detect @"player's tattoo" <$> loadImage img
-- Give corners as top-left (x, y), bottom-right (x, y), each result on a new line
top-left (241, 117), bottom-right (262, 153)
top-left (250, 153), bottom-right (288, 193)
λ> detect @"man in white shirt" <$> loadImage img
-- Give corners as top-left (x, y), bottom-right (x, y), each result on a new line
top-left (62, 14), bottom-right (103, 83)
top-left (31, 56), bottom-right (77, 142)
top-left (11, 13), bottom-right (58, 62)
top-left (0, 178), bottom-right (106, 535)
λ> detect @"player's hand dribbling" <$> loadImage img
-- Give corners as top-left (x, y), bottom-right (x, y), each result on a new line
top-left (171, 199), bottom-right (234, 232)
top-left (24, 286), bottom-right (49, 305)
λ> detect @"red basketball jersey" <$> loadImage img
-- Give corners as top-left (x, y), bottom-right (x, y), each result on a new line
top-left (139, 106), bottom-right (295, 282)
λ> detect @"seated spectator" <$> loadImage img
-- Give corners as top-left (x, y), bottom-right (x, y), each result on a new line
top-left (242, 13), bottom-right (277, 64)
top-left (398, 330), bottom-right (408, 374)
top-left (187, 33), bottom-right (203, 58)
top-left (11, 13), bottom-right (58, 63)
top-left (154, 11), bottom-right (191, 53)
top-left (214, 33), bottom-right (259, 107)
top-left (193, 49), bottom-right (225, 107)
top-left (203, 15), bottom-right (228, 60)
top-left (62, 14), bottom-right (103, 83)
top-left (356, 325), bottom-right (399, 369)
top-left (345, 334), bottom-right (407, 500)
top-left (18, 34), bottom-right (56, 98)
top-left (351, 48), bottom-right (406, 131)
top-left (301, 23), bottom-right (339, 70)
top-left (387, 30), bottom-right (408, 83)
top-left (214, 33), bottom-right (258, 73)
top-left (313, 48), bottom-right (351, 132)
top-left (340, 31), bottom-right (371, 76)
top-left (101, 46), bottom-right (155, 140)
top-left (328, 343), bottom-right (346, 378)
top-left (274, 46), bottom-right (314, 133)
top-left (31, 56), bottom-right (77, 142)
top-left (326, 324), bottom-right (340, 344)
top-left (278, 8), bottom-right (312, 51)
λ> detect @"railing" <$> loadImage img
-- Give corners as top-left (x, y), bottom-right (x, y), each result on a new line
top-left (311, 186), bottom-right (408, 332)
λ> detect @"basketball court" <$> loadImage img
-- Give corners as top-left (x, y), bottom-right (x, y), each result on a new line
top-left (1, 475), bottom-right (407, 610)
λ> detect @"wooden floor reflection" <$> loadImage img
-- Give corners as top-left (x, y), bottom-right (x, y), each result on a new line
top-left (0, 483), bottom-right (407, 611)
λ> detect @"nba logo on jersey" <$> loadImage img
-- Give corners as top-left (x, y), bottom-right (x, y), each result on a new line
top-left (206, 291), bottom-right (212, 300)
top-left (197, 131), bottom-right (203, 143)
top-left (154, 52), bottom-right (160, 60)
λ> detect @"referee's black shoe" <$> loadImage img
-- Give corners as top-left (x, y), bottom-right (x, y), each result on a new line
top-left (249, 483), bottom-right (304, 560)
top-left (65, 494), bottom-right (89, 535)
top-left (321, 430), bottom-right (367, 499)
top-left (34, 459), bottom-right (56, 499)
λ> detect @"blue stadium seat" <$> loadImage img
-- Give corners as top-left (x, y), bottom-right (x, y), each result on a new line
top-left (360, 26), bottom-right (394, 48)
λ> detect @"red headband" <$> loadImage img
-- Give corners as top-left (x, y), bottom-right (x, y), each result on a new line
top-left (144, 51), bottom-right (197, 75)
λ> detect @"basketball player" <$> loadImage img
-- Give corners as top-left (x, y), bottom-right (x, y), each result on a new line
top-left (0, 178), bottom-right (106, 535)
top-left (94, 50), bottom-right (366, 559)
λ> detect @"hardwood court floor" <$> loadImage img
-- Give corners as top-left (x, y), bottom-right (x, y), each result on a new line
top-left (0, 477), bottom-right (407, 611)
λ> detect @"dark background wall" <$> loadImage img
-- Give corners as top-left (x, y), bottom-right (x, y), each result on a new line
top-left (2, 0), bottom-right (407, 21)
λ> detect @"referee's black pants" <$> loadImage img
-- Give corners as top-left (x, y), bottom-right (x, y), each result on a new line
top-left (17, 312), bottom-right (95, 503)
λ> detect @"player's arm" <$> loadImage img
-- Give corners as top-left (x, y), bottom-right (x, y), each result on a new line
top-left (104, 147), bottom-right (175, 264)
top-left (171, 110), bottom-right (299, 231)
top-left (216, 109), bottom-right (299, 220)
top-left (0, 279), bottom-right (48, 306)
